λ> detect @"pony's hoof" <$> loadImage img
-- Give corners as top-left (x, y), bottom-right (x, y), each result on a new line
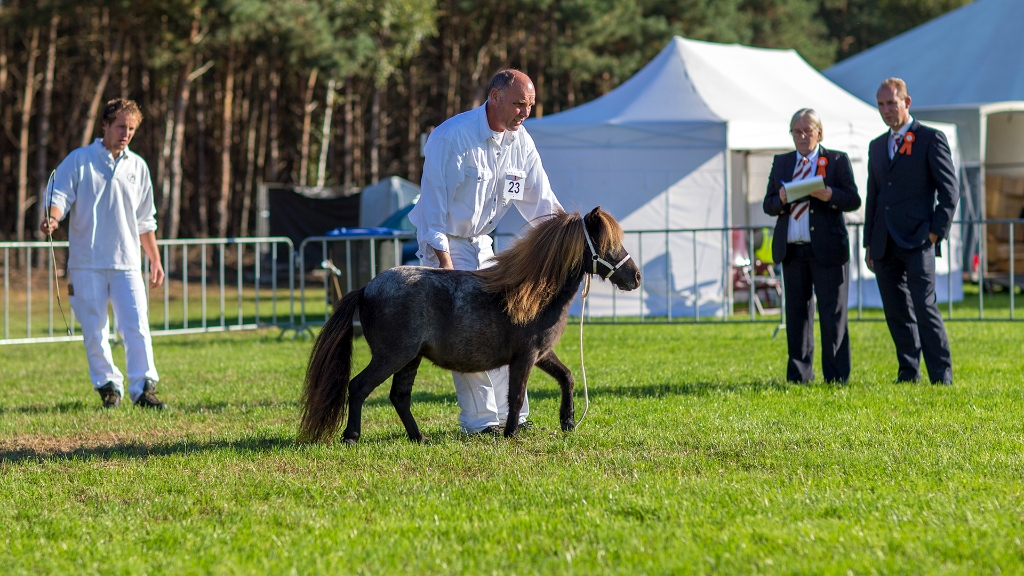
top-left (408, 433), bottom-right (427, 444)
top-left (343, 435), bottom-right (359, 445)
top-left (560, 419), bottom-right (576, 431)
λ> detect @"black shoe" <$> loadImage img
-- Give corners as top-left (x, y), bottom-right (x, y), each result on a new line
top-left (97, 382), bottom-right (121, 409)
top-left (518, 420), bottom-right (534, 430)
top-left (470, 425), bottom-right (501, 436)
top-left (134, 380), bottom-right (168, 410)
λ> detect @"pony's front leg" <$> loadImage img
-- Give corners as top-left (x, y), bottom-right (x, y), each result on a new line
top-left (503, 356), bottom-right (536, 438)
top-left (535, 350), bottom-right (576, 431)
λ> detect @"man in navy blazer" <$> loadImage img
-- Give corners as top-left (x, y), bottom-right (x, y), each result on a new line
top-left (865, 78), bottom-right (958, 385)
top-left (764, 109), bottom-right (861, 383)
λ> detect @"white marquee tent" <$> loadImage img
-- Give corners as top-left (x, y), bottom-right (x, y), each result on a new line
top-left (500, 36), bottom-right (961, 317)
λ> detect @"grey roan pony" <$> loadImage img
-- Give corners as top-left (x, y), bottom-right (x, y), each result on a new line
top-left (298, 207), bottom-right (641, 443)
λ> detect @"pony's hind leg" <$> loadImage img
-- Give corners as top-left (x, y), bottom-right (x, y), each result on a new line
top-left (389, 356), bottom-right (425, 443)
top-left (535, 351), bottom-right (576, 431)
top-left (342, 356), bottom-right (409, 444)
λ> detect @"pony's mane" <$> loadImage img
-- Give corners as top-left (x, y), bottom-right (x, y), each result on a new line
top-left (475, 209), bottom-right (624, 325)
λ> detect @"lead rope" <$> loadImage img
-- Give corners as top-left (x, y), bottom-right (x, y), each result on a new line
top-left (575, 272), bottom-right (592, 428)
top-left (45, 171), bottom-right (71, 336)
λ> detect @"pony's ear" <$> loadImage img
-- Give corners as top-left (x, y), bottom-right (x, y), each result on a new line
top-left (587, 206), bottom-right (603, 220)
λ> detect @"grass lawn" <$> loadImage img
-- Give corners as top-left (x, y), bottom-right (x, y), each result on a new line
top-left (1, 315), bottom-right (1023, 574)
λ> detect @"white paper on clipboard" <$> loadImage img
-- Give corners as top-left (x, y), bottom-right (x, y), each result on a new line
top-left (782, 175), bottom-right (825, 202)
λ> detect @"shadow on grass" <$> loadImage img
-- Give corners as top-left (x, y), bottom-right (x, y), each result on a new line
top-left (0, 435), bottom-right (296, 464)
top-left (0, 400), bottom-right (92, 415)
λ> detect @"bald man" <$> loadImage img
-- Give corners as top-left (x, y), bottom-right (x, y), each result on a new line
top-left (409, 69), bottom-right (562, 434)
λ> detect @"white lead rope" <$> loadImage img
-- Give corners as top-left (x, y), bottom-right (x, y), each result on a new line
top-left (575, 273), bottom-right (592, 428)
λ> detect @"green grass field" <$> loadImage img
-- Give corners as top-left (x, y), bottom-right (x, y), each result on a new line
top-left (2, 312), bottom-right (1023, 573)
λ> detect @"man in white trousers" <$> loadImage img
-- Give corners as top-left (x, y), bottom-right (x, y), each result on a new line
top-left (409, 69), bottom-right (562, 434)
top-left (40, 98), bottom-right (168, 410)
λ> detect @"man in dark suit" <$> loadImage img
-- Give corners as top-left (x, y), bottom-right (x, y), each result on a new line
top-left (865, 78), bottom-right (958, 385)
top-left (764, 109), bottom-right (861, 383)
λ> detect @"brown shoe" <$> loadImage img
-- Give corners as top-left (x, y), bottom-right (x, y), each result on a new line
top-left (97, 382), bottom-right (121, 409)
top-left (134, 380), bottom-right (168, 410)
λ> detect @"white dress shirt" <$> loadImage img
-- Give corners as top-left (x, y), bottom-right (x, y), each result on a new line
top-left (888, 115), bottom-right (914, 159)
top-left (410, 103), bottom-right (562, 264)
top-left (49, 139), bottom-right (158, 270)
top-left (786, 146), bottom-right (819, 244)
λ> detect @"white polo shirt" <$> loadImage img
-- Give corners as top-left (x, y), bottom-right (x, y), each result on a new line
top-left (410, 103), bottom-right (562, 264)
top-left (49, 139), bottom-right (158, 270)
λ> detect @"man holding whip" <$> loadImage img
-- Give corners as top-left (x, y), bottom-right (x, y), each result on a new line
top-left (40, 98), bottom-right (168, 410)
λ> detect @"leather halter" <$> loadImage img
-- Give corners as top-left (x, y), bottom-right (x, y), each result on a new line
top-left (582, 219), bottom-right (633, 279)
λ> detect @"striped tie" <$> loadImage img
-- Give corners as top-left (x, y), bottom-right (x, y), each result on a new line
top-left (793, 157), bottom-right (812, 181)
top-left (791, 157), bottom-right (811, 220)
top-left (892, 133), bottom-right (902, 158)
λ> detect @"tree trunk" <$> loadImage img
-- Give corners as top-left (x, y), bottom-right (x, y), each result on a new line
top-left (266, 67), bottom-right (280, 182)
top-left (240, 65), bottom-right (260, 238)
top-left (298, 68), bottom-right (318, 187)
top-left (316, 78), bottom-right (336, 188)
top-left (343, 80), bottom-right (353, 191)
top-left (406, 64), bottom-right (421, 183)
top-left (81, 31), bottom-right (122, 148)
top-left (120, 35), bottom-right (130, 99)
top-left (16, 27), bottom-right (40, 243)
top-left (167, 59), bottom-right (195, 241)
top-left (194, 58), bottom-right (208, 237)
top-left (216, 45), bottom-right (235, 237)
top-left (35, 14), bottom-right (58, 241)
top-left (370, 84), bottom-right (380, 184)
top-left (353, 88), bottom-right (363, 187)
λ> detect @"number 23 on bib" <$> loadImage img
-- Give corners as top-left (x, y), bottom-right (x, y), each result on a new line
top-left (503, 169), bottom-right (526, 201)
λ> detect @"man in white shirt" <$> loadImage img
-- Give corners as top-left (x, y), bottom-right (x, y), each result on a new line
top-left (40, 98), bottom-right (168, 409)
top-left (409, 69), bottom-right (562, 434)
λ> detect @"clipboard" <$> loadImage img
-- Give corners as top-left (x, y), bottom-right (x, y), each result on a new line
top-left (782, 175), bottom-right (825, 202)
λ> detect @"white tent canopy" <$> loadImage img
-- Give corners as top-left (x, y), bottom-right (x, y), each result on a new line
top-left (823, 0), bottom-right (1024, 108)
top-left (502, 36), bottom-right (959, 316)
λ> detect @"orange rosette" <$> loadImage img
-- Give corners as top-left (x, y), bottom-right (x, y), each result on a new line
top-left (816, 156), bottom-right (828, 177)
top-left (899, 132), bottom-right (915, 155)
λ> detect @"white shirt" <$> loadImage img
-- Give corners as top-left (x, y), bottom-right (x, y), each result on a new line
top-left (410, 103), bottom-right (562, 264)
top-left (49, 139), bottom-right (158, 270)
top-left (889, 115), bottom-right (914, 159)
top-left (786, 146), bottom-right (819, 244)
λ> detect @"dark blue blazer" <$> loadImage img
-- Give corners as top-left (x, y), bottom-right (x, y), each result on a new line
top-left (763, 147), bottom-right (861, 268)
top-left (864, 120), bottom-right (959, 259)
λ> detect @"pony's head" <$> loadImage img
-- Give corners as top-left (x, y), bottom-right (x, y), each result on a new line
top-left (582, 206), bottom-right (641, 292)
top-left (476, 207), bottom-right (641, 325)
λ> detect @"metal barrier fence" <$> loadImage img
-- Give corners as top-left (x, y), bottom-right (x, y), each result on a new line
top-left (2, 220), bottom-right (1021, 345)
top-left (1, 237), bottom-right (294, 345)
top-left (296, 231), bottom-right (416, 331)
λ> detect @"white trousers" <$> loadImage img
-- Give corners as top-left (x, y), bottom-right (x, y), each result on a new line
top-left (446, 236), bottom-right (529, 432)
top-left (68, 268), bottom-right (159, 403)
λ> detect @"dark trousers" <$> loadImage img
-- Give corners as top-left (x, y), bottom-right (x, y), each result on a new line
top-left (781, 243), bottom-right (851, 383)
top-left (873, 238), bottom-right (953, 383)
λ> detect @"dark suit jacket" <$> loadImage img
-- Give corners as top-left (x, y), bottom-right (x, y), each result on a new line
top-left (763, 147), bottom-right (861, 268)
top-left (864, 120), bottom-right (959, 260)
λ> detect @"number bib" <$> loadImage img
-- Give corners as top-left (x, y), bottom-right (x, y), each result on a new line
top-left (503, 169), bottom-right (526, 201)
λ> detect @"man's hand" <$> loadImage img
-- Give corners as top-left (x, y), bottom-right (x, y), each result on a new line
top-left (810, 185), bottom-right (833, 202)
top-left (149, 261), bottom-right (165, 288)
top-left (434, 248), bottom-right (454, 270)
top-left (865, 247), bottom-right (874, 272)
top-left (39, 216), bottom-right (59, 235)
top-left (929, 232), bottom-right (939, 245)
top-left (779, 186), bottom-right (788, 205)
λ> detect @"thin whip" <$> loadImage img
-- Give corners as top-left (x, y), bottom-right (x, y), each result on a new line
top-left (45, 171), bottom-right (71, 336)
top-left (575, 273), bottom-right (591, 428)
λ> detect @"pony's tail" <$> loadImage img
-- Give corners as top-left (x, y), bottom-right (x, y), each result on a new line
top-left (298, 288), bottom-right (363, 443)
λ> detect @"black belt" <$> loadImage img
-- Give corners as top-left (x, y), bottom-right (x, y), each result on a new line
top-left (788, 241), bottom-right (811, 246)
